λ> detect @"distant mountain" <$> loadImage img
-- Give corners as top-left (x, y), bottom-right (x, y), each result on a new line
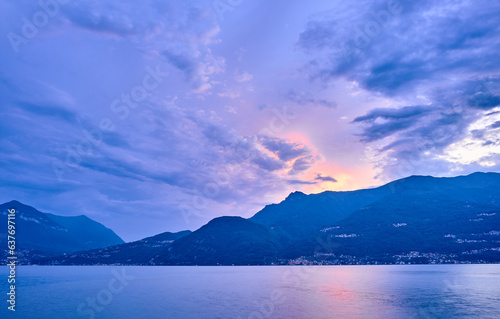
top-left (249, 185), bottom-right (393, 245)
top-left (45, 213), bottom-right (124, 250)
top-left (38, 230), bottom-right (192, 265)
top-left (307, 172), bottom-right (500, 264)
top-left (252, 172), bottom-right (500, 261)
top-left (156, 216), bottom-right (282, 265)
top-left (33, 172), bottom-right (500, 265)
top-left (46, 217), bottom-right (281, 265)
top-left (0, 200), bottom-right (124, 262)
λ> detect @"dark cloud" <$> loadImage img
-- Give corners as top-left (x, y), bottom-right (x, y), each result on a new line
top-left (358, 120), bottom-right (415, 142)
top-left (61, 0), bottom-right (217, 39)
top-left (63, 6), bottom-right (138, 37)
top-left (468, 93), bottom-right (500, 109)
top-left (200, 125), bottom-right (284, 172)
top-left (471, 129), bottom-right (485, 139)
top-left (289, 156), bottom-right (316, 175)
top-left (314, 174), bottom-right (337, 183)
top-left (101, 131), bottom-right (131, 148)
top-left (286, 89), bottom-right (337, 108)
top-left (15, 101), bottom-right (79, 125)
top-left (353, 106), bottom-right (430, 142)
top-left (372, 109), bottom-right (473, 179)
top-left (405, 113), bottom-right (468, 147)
top-left (297, 0), bottom-right (500, 179)
top-left (353, 106), bottom-right (429, 122)
top-left (163, 51), bottom-right (197, 81)
top-left (287, 179), bottom-right (318, 185)
top-left (297, 20), bottom-right (338, 51)
top-left (250, 155), bottom-right (285, 172)
top-left (482, 140), bottom-right (496, 146)
top-left (486, 111), bottom-right (500, 116)
top-left (490, 121), bottom-right (500, 129)
top-left (351, 98), bottom-right (489, 179)
top-left (298, 0), bottom-right (500, 96)
top-left (260, 136), bottom-right (310, 162)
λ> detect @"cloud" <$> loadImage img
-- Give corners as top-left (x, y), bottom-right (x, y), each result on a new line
top-left (314, 174), bottom-right (337, 183)
top-left (482, 140), bottom-right (496, 147)
top-left (260, 136), bottom-right (309, 162)
top-left (3, 0), bottom-right (500, 241)
top-left (61, 0), bottom-right (224, 94)
top-left (353, 106), bottom-right (430, 142)
top-left (234, 71), bottom-right (253, 83)
top-left (286, 89), bottom-right (337, 108)
top-left (287, 179), bottom-right (317, 185)
top-left (353, 106), bottom-right (429, 122)
top-left (61, 0), bottom-right (217, 40)
top-left (163, 48), bottom-right (225, 93)
top-left (289, 156), bottom-right (317, 175)
top-left (490, 121), bottom-right (500, 129)
top-left (468, 93), bottom-right (500, 110)
top-left (297, 19), bottom-right (339, 51)
top-left (0, 76), bottom-right (79, 124)
top-left (62, 4), bottom-right (138, 37)
top-left (298, 0), bottom-right (500, 96)
top-left (163, 51), bottom-right (197, 80)
top-left (297, 0), bottom-right (500, 179)
top-left (14, 101), bottom-right (78, 124)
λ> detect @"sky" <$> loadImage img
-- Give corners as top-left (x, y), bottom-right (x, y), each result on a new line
top-left (1, 0), bottom-right (500, 242)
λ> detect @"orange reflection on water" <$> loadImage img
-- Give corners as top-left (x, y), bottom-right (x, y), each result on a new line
top-left (316, 268), bottom-right (375, 319)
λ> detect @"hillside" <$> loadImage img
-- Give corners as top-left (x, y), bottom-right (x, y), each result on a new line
top-left (28, 172), bottom-right (500, 265)
top-left (0, 200), bottom-right (124, 262)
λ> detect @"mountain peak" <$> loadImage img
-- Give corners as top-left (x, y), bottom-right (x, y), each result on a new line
top-left (206, 216), bottom-right (246, 226)
top-left (286, 191), bottom-right (307, 200)
top-left (4, 200), bottom-right (24, 207)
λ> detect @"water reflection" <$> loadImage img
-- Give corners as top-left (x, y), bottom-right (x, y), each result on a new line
top-left (0, 265), bottom-right (499, 319)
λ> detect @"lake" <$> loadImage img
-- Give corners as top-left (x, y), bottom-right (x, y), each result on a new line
top-left (1, 265), bottom-right (499, 318)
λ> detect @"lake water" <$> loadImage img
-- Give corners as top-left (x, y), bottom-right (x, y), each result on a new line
top-left (1, 265), bottom-right (499, 318)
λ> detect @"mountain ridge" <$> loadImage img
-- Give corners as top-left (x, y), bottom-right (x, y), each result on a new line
top-left (5, 171), bottom-right (500, 265)
top-left (0, 200), bottom-right (124, 262)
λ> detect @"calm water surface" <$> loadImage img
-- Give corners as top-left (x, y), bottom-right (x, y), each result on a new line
top-left (1, 265), bottom-right (499, 318)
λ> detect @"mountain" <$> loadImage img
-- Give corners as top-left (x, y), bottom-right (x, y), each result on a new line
top-left (45, 213), bottom-right (124, 250)
top-left (307, 173), bottom-right (500, 264)
top-left (0, 200), bottom-right (124, 262)
top-left (46, 217), bottom-right (281, 265)
top-left (38, 230), bottom-right (192, 265)
top-left (249, 185), bottom-right (394, 249)
top-left (31, 172), bottom-right (500, 265)
top-left (156, 216), bottom-right (282, 265)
